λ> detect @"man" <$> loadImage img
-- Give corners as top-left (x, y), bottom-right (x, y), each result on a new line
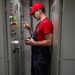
top-left (24, 2), bottom-right (53, 75)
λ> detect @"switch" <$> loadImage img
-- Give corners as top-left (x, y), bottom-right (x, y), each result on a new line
top-left (11, 40), bottom-right (19, 45)
top-left (11, 22), bottom-right (18, 25)
top-left (9, 16), bottom-right (16, 20)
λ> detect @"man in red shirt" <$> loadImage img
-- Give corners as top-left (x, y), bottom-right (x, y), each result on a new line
top-left (24, 2), bottom-right (53, 75)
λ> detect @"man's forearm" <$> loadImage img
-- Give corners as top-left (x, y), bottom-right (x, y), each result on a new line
top-left (28, 28), bottom-right (34, 35)
top-left (33, 40), bottom-right (53, 46)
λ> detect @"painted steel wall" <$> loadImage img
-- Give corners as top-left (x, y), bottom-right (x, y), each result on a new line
top-left (23, 0), bottom-right (31, 75)
top-left (51, 0), bottom-right (75, 75)
top-left (60, 0), bottom-right (75, 75)
top-left (0, 0), bottom-right (8, 75)
top-left (50, 0), bottom-right (60, 75)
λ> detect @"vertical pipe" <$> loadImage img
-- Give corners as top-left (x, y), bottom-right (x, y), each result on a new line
top-left (49, 0), bottom-right (54, 19)
top-left (58, 1), bottom-right (63, 75)
top-left (29, 0), bottom-right (33, 29)
top-left (4, 0), bottom-right (10, 75)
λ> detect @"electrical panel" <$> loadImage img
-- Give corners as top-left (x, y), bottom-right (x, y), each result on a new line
top-left (6, 0), bottom-right (24, 75)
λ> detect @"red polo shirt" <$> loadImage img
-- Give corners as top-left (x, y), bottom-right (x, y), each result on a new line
top-left (36, 17), bottom-right (53, 41)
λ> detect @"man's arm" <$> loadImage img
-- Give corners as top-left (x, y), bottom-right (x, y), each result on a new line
top-left (23, 22), bottom-right (34, 35)
top-left (28, 28), bottom-right (34, 35)
top-left (25, 34), bottom-right (53, 46)
top-left (33, 34), bottom-right (53, 46)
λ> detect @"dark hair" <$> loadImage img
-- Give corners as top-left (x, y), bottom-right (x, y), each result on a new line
top-left (40, 8), bottom-right (45, 13)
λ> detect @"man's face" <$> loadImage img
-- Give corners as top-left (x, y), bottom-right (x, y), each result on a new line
top-left (33, 10), bottom-right (41, 21)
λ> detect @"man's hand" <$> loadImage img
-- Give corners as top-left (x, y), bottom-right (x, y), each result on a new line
top-left (25, 38), bottom-right (35, 45)
top-left (23, 21), bottom-right (34, 35)
top-left (23, 22), bottom-right (31, 30)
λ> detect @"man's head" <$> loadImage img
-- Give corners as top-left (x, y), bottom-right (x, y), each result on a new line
top-left (29, 3), bottom-right (45, 20)
top-left (29, 3), bottom-right (45, 15)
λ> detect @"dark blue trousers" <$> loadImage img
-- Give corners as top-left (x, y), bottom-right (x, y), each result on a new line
top-left (31, 46), bottom-right (51, 75)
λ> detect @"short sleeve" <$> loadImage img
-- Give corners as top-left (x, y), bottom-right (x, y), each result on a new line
top-left (43, 21), bottom-right (53, 34)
